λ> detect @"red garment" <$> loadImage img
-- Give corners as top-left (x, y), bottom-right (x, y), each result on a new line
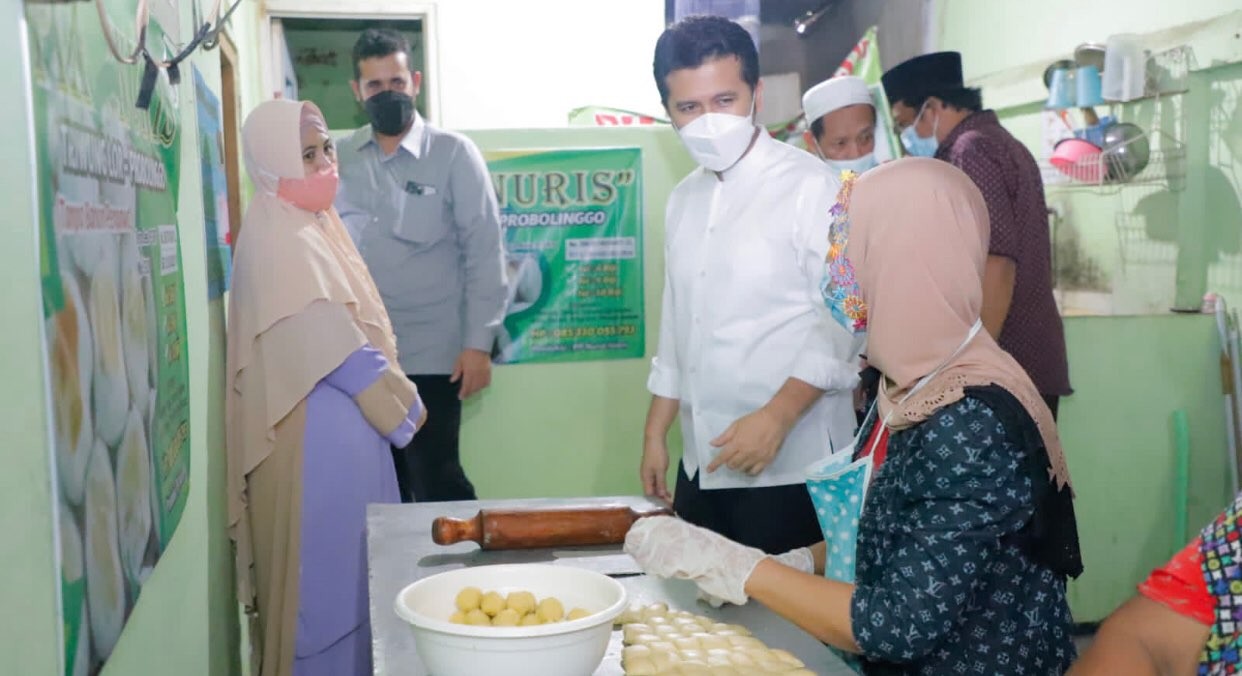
top-left (857, 422), bottom-right (889, 471)
top-left (1137, 536), bottom-right (1214, 626)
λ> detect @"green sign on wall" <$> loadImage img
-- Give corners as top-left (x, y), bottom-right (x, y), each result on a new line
top-left (25, 2), bottom-right (192, 673)
top-left (486, 148), bottom-right (645, 365)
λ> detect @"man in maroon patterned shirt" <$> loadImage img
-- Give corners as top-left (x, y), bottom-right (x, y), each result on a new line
top-left (881, 52), bottom-right (1071, 416)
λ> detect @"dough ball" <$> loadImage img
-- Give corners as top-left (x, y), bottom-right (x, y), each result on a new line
top-left (679, 649), bottom-right (704, 662)
top-left (567, 607), bottom-right (591, 621)
top-left (647, 615), bottom-right (671, 626)
top-left (537, 596), bottom-right (565, 623)
top-left (455, 586), bottom-right (482, 612)
top-left (693, 616), bottom-right (715, 630)
top-left (698, 634), bottom-right (730, 651)
top-left (506, 590), bottom-right (537, 616)
top-left (630, 633), bottom-right (661, 646)
top-left (623, 656), bottom-right (658, 675)
top-left (708, 667), bottom-right (740, 675)
top-left (624, 624), bottom-right (653, 643)
top-left (727, 651), bottom-right (756, 667)
top-left (783, 670), bottom-right (816, 676)
top-left (654, 624), bottom-right (681, 637)
top-left (624, 644), bottom-right (653, 658)
top-left (648, 640), bottom-right (678, 654)
top-left (726, 636), bottom-right (764, 650)
top-left (675, 636), bottom-right (701, 651)
top-left (465, 608), bottom-right (491, 626)
top-left (673, 617), bottom-right (701, 630)
top-left (706, 653), bottom-right (733, 666)
top-left (520, 613), bottom-right (542, 627)
top-left (480, 591), bottom-right (506, 617)
top-left (769, 648), bottom-right (804, 667)
top-left (640, 603), bottom-right (669, 622)
top-left (713, 623), bottom-right (751, 636)
top-left (676, 662), bottom-right (711, 675)
top-left (650, 648), bottom-right (677, 668)
top-left (617, 602), bottom-right (645, 625)
top-left (448, 611), bottom-right (466, 624)
top-left (493, 608), bottom-right (521, 626)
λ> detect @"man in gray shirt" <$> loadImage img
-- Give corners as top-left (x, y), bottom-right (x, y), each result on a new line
top-left (336, 28), bottom-right (507, 502)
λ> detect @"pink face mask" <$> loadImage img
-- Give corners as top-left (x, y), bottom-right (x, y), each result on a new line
top-left (277, 167), bottom-right (339, 213)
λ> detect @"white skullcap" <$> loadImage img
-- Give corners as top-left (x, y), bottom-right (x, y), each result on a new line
top-left (802, 75), bottom-right (873, 124)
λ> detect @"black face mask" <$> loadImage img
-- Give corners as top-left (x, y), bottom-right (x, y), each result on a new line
top-left (364, 90), bottom-right (415, 136)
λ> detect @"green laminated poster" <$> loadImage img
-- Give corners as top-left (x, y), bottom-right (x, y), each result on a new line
top-left (485, 148), bottom-right (644, 365)
top-left (25, 2), bottom-right (191, 674)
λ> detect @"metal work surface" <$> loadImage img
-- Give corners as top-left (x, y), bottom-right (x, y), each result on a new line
top-left (367, 496), bottom-right (853, 675)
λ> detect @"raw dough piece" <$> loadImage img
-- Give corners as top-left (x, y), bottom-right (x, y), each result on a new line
top-left (726, 651), bottom-right (756, 667)
top-left (679, 649), bottom-right (704, 662)
top-left (769, 648), bottom-right (804, 667)
top-left (537, 596), bottom-right (565, 622)
top-left (568, 607), bottom-right (591, 621)
top-left (493, 608), bottom-right (521, 626)
top-left (465, 608), bottom-right (491, 626)
top-left (455, 586), bottom-right (482, 612)
top-left (726, 636), bottom-right (765, 650)
top-left (623, 645), bottom-right (652, 661)
top-left (783, 670), bottom-right (816, 676)
top-left (520, 613), bottom-right (541, 627)
top-left (654, 624), bottom-right (681, 637)
top-left (630, 633), bottom-right (661, 646)
top-left (698, 634), bottom-right (730, 651)
top-left (715, 623), bottom-right (751, 636)
top-left (706, 653), bottom-right (733, 666)
top-left (616, 602), bottom-right (645, 625)
top-left (623, 657), bottom-right (658, 675)
top-left (675, 636), bottom-right (701, 651)
top-left (676, 663), bottom-right (711, 675)
top-left (650, 648), bottom-right (677, 669)
top-left (506, 590), bottom-right (536, 616)
top-left (708, 667), bottom-right (740, 675)
top-left (624, 623), bottom-right (653, 643)
top-left (480, 591), bottom-right (506, 617)
top-left (648, 640), bottom-right (678, 654)
top-left (448, 611), bottom-right (466, 624)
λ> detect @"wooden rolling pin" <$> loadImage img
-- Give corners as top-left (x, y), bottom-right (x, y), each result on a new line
top-left (431, 504), bottom-right (673, 550)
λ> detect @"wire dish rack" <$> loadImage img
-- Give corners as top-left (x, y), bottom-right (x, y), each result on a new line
top-left (1043, 129), bottom-right (1186, 193)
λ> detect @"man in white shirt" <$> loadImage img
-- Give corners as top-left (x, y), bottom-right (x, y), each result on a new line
top-left (640, 16), bottom-right (862, 554)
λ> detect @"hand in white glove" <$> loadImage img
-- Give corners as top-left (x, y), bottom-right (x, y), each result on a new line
top-left (695, 545), bottom-right (815, 607)
top-left (625, 516), bottom-right (764, 605)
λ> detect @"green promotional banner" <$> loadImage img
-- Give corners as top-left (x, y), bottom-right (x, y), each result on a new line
top-left (25, 2), bottom-right (191, 673)
top-left (485, 148), bottom-right (644, 365)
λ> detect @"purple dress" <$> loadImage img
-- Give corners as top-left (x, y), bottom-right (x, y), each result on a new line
top-left (294, 346), bottom-right (420, 675)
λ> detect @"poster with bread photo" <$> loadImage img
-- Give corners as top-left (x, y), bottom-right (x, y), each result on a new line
top-left (25, 1), bottom-right (193, 673)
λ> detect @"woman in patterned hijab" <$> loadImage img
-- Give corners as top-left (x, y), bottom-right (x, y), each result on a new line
top-left (626, 158), bottom-right (1083, 675)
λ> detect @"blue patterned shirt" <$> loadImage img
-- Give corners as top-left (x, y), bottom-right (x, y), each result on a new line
top-left (851, 387), bottom-right (1075, 675)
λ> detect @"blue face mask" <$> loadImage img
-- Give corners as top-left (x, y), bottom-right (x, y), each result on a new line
top-left (900, 103), bottom-right (940, 157)
top-left (826, 152), bottom-right (878, 176)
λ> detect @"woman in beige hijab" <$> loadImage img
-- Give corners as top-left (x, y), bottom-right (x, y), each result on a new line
top-left (227, 99), bottom-right (426, 676)
top-left (625, 159), bottom-right (1083, 674)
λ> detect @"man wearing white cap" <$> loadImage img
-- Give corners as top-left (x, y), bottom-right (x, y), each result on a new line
top-left (801, 75), bottom-right (878, 175)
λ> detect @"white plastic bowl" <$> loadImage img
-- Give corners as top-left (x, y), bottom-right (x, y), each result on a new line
top-left (394, 563), bottom-right (627, 676)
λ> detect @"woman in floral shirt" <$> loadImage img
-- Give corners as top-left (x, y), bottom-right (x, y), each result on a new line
top-left (626, 158), bottom-right (1084, 674)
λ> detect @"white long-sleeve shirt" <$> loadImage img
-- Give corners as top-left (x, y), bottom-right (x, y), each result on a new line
top-left (648, 132), bottom-right (862, 490)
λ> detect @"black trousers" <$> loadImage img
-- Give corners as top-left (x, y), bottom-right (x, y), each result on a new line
top-left (672, 463), bottom-right (823, 555)
top-left (391, 375), bottom-right (477, 503)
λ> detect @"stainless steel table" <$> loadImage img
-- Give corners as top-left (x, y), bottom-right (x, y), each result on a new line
top-left (367, 496), bottom-right (854, 675)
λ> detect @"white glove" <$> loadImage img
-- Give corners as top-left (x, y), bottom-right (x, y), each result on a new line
top-left (774, 546), bottom-right (815, 574)
top-left (624, 516), bottom-right (767, 606)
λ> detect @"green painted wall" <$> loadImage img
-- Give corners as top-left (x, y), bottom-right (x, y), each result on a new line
top-left (457, 126), bottom-right (696, 499)
top-left (1, 3), bottom-right (60, 674)
top-left (938, 1), bottom-right (1242, 620)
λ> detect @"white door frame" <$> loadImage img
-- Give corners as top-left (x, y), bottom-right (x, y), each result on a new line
top-left (258, 1), bottom-right (441, 123)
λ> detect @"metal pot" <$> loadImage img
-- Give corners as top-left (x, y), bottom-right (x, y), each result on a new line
top-left (1101, 122), bottom-right (1150, 182)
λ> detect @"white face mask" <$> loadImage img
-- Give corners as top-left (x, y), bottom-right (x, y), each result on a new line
top-left (676, 99), bottom-right (758, 172)
top-left (825, 152), bottom-right (878, 175)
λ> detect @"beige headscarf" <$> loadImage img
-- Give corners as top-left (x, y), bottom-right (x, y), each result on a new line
top-left (846, 157), bottom-right (1071, 492)
top-left (225, 99), bottom-right (400, 606)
